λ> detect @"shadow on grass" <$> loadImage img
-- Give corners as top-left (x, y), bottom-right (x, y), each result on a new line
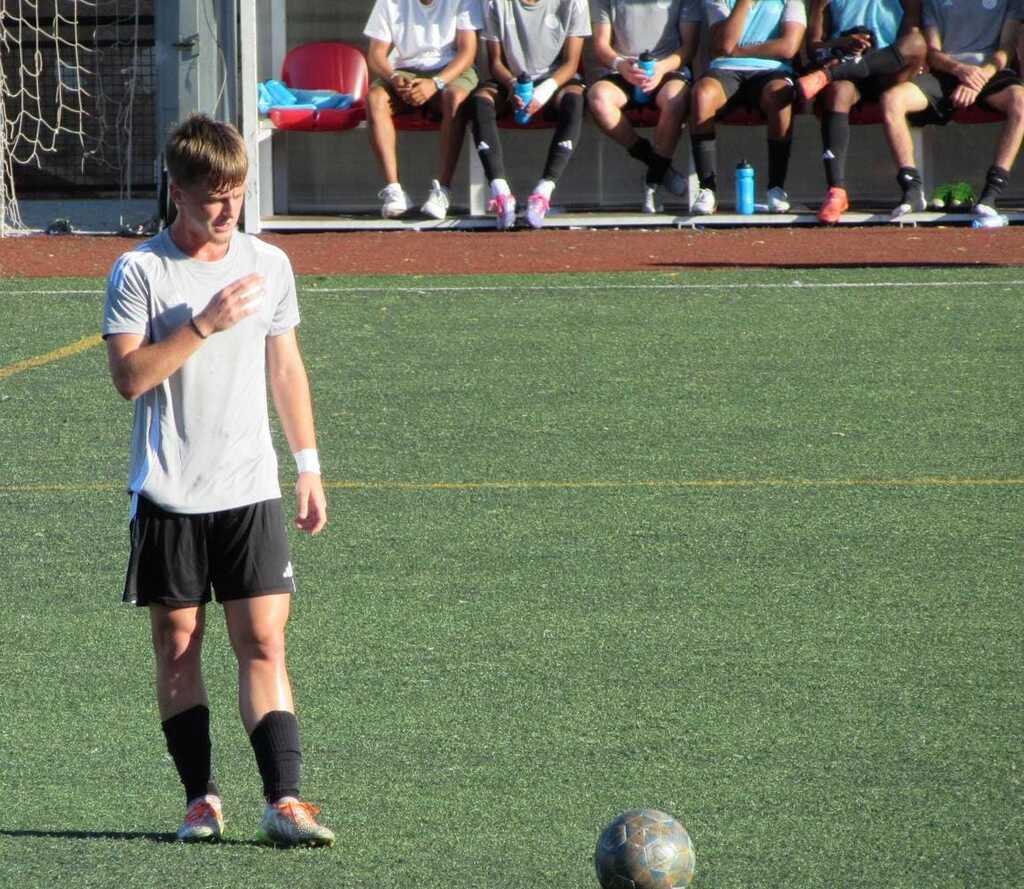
top-left (649, 260), bottom-right (1008, 269)
top-left (0, 828), bottom-right (260, 846)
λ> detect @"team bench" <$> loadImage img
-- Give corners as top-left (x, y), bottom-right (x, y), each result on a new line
top-left (252, 41), bottom-right (1006, 224)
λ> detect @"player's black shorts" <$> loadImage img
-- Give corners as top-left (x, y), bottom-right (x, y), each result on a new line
top-left (908, 69), bottom-right (1023, 126)
top-left (590, 69), bottom-right (692, 109)
top-left (700, 68), bottom-right (794, 113)
top-left (123, 495), bottom-right (296, 607)
top-left (478, 75), bottom-right (586, 121)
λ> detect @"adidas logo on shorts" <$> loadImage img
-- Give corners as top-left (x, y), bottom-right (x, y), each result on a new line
top-left (477, 141), bottom-right (490, 152)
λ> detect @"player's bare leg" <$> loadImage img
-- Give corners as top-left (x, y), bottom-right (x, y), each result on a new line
top-left (151, 604), bottom-right (223, 841)
top-left (652, 79), bottom-right (689, 160)
top-left (688, 77), bottom-right (727, 214)
top-left (437, 85), bottom-right (472, 188)
top-left (224, 593), bottom-right (333, 847)
top-left (366, 84), bottom-right (400, 184)
top-left (587, 79), bottom-right (634, 147)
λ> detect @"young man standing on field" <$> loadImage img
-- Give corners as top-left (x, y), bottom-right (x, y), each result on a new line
top-left (102, 114), bottom-right (334, 847)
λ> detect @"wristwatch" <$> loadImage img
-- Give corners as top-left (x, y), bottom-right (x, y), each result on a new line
top-left (432, 76), bottom-right (447, 92)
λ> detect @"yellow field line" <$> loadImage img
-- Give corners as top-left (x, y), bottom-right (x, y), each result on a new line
top-left (0, 334), bottom-right (103, 381)
top-left (1, 477), bottom-right (1022, 495)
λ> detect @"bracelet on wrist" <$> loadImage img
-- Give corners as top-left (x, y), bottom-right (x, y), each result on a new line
top-left (293, 448), bottom-right (321, 475)
top-left (189, 316), bottom-right (208, 339)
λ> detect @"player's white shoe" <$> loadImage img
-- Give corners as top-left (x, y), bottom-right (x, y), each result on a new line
top-left (890, 191), bottom-right (927, 220)
top-left (642, 179), bottom-right (663, 214)
top-left (258, 798), bottom-right (335, 847)
top-left (691, 187), bottom-right (716, 215)
top-left (526, 193), bottom-right (551, 228)
top-left (489, 192), bottom-right (517, 230)
top-left (176, 795), bottom-right (224, 842)
top-left (378, 183), bottom-right (409, 219)
top-left (973, 202), bottom-right (999, 218)
top-left (766, 186), bottom-right (791, 213)
top-left (421, 180), bottom-right (450, 220)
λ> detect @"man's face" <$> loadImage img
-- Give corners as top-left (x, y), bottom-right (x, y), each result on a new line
top-left (171, 179), bottom-right (246, 246)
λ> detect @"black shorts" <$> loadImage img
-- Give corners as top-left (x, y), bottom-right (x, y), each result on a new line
top-left (478, 75), bottom-right (586, 120)
top-left (123, 495), bottom-right (296, 607)
top-left (908, 69), bottom-right (1023, 126)
top-left (590, 69), bottom-right (692, 110)
top-left (701, 68), bottom-right (794, 113)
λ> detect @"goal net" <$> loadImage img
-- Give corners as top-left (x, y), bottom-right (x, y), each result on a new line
top-left (0, 0), bottom-right (156, 235)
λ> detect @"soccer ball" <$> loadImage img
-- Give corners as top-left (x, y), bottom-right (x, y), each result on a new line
top-left (594, 808), bottom-right (695, 889)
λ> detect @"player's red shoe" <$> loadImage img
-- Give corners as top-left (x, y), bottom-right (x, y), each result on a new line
top-left (817, 186), bottom-right (849, 224)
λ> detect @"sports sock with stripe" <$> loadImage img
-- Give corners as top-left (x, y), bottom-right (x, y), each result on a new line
top-left (896, 166), bottom-right (924, 207)
top-left (977, 165), bottom-right (1009, 208)
top-left (821, 112), bottom-right (850, 187)
top-left (162, 705), bottom-right (220, 805)
top-left (469, 94), bottom-right (506, 182)
top-left (541, 89), bottom-right (584, 182)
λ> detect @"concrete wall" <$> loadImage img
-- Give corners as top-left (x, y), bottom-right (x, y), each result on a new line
top-left (257, 0), bottom-right (1020, 214)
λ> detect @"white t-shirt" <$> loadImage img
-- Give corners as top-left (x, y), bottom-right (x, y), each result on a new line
top-left (102, 229), bottom-right (300, 515)
top-left (364, 0), bottom-right (485, 71)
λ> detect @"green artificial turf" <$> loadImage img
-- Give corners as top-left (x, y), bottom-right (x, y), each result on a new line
top-left (1, 267), bottom-right (1021, 888)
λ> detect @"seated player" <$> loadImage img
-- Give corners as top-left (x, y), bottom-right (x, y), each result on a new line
top-left (797, 0), bottom-right (927, 224)
top-left (587, 0), bottom-right (703, 213)
top-left (881, 0), bottom-right (1024, 219)
top-left (364, 0), bottom-right (483, 220)
top-left (689, 0), bottom-right (807, 215)
top-left (468, 0), bottom-right (591, 229)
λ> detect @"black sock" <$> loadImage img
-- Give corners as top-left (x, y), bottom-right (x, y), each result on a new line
top-left (250, 710), bottom-right (302, 802)
top-left (830, 44), bottom-right (906, 82)
top-left (541, 90), bottom-right (584, 182)
top-left (628, 136), bottom-right (655, 166)
top-left (645, 152), bottom-right (673, 186)
top-left (767, 138), bottom-right (792, 191)
top-left (897, 166), bottom-right (924, 206)
top-left (690, 132), bottom-right (717, 191)
top-left (470, 94), bottom-right (506, 182)
top-left (162, 705), bottom-right (219, 805)
top-left (821, 112), bottom-right (850, 187)
top-left (977, 165), bottom-right (1010, 207)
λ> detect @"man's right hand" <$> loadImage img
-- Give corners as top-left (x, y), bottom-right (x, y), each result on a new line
top-left (193, 273), bottom-right (265, 337)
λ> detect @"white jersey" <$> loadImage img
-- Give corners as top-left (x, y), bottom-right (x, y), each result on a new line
top-left (364, 0), bottom-right (485, 72)
top-left (102, 229), bottom-right (300, 515)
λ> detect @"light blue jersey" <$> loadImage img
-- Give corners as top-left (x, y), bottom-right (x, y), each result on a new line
top-left (829, 0), bottom-right (903, 49)
top-left (705, 0), bottom-right (807, 73)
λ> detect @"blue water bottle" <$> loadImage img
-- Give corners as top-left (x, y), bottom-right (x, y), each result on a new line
top-left (514, 72), bottom-right (534, 124)
top-left (735, 159), bottom-right (755, 215)
top-left (634, 51), bottom-right (655, 105)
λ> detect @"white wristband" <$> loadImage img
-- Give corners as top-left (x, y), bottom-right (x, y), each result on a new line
top-left (532, 77), bottom-right (558, 108)
top-left (293, 448), bottom-right (321, 475)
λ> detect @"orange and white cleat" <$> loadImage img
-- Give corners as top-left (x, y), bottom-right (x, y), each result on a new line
top-left (817, 186), bottom-right (849, 224)
top-left (258, 798), bottom-right (335, 847)
top-left (176, 795), bottom-right (224, 842)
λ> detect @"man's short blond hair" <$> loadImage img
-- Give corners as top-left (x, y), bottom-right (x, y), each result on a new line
top-left (166, 113), bottom-right (248, 192)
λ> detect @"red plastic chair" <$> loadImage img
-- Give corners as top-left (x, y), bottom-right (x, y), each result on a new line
top-left (270, 41), bottom-right (368, 131)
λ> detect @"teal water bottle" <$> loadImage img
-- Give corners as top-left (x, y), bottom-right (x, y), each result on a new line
top-left (634, 51), bottom-right (655, 105)
top-left (735, 159), bottom-right (755, 215)
top-left (514, 72), bottom-right (534, 124)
